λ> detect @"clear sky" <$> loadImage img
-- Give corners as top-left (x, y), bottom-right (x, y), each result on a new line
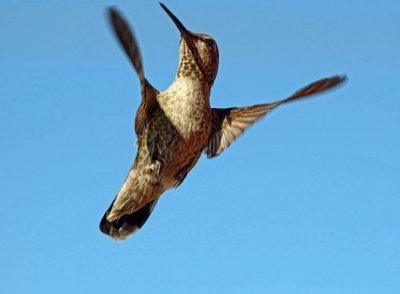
top-left (1, 0), bottom-right (399, 293)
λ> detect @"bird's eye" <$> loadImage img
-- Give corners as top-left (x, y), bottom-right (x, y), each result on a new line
top-left (206, 39), bottom-right (214, 47)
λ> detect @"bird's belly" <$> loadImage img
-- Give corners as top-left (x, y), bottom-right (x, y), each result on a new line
top-left (162, 124), bottom-right (210, 188)
top-left (140, 100), bottom-right (211, 188)
top-left (162, 126), bottom-right (209, 177)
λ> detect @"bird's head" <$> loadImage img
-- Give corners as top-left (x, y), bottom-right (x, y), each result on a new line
top-left (160, 3), bottom-right (219, 86)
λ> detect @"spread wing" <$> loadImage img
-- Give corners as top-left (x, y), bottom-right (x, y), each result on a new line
top-left (205, 75), bottom-right (346, 158)
top-left (108, 8), bottom-right (159, 137)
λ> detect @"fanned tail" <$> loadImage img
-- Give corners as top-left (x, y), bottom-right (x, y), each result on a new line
top-left (100, 198), bottom-right (159, 240)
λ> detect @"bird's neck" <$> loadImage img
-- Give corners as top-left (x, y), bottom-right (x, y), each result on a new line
top-left (168, 76), bottom-right (211, 106)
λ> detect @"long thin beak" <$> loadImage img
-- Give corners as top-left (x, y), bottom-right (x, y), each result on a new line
top-left (159, 3), bottom-right (191, 37)
top-left (159, 3), bottom-right (206, 75)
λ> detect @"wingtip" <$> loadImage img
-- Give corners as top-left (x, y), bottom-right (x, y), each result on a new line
top-left (333, 74), bottom-right (348, 88)
top-left (107, 6), bottom-right (121, 23)
top-left (320, 74), bottom-right (348, 91)
top-left (107, 6), bottom-right (118, 15)
top-left (333, 74), bottom-right (348, 84)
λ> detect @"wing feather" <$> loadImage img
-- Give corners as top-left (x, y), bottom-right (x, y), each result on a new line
top-left (108, 8), bottom-right (159, 137)
top-left (205, 75), bottom-right (346, 158)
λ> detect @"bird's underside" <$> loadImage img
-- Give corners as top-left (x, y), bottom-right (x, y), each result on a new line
top-left (100, 4), bottom-right (346, 240)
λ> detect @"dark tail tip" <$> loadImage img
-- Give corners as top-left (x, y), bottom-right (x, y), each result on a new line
top-left (99, 199), bottom-right (159, 240)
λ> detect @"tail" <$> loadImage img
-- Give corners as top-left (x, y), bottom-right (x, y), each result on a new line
top-left (99, 198), bottom-right (159, 240)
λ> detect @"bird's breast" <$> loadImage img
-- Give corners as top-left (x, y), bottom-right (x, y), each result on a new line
top-left (159, 78), bottom-right (212, 139)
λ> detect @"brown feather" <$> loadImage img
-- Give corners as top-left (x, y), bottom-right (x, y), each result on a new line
top-left (206, 75), bottom-right (346, 158)
top-left (108, 8), bottom-right (160, 137)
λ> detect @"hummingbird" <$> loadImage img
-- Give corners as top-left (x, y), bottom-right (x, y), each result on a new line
top-left (100, 3), bottom-right (346, 240)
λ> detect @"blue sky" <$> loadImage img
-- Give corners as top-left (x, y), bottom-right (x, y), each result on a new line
top-left (1, 0), bottom-right (399, 293)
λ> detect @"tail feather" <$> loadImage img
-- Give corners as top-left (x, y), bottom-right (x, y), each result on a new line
top-left (100, 198), bottom-right (159, 240)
